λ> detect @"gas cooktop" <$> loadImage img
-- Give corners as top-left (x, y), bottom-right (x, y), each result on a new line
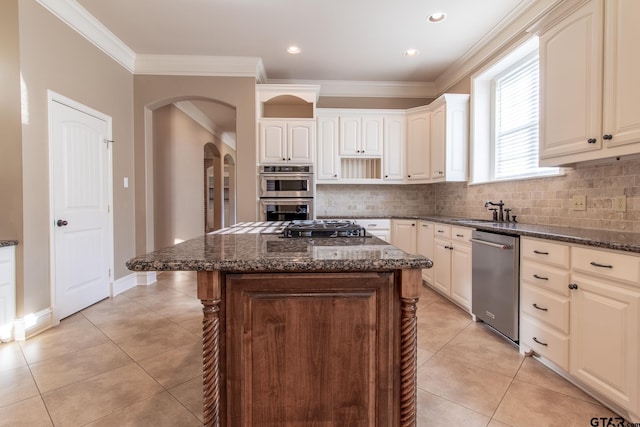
top-left (282, 220), bottom-right (368, 238)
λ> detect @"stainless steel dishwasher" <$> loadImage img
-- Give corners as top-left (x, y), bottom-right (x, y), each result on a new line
top-left (471, 230), bottom-right (520, 342)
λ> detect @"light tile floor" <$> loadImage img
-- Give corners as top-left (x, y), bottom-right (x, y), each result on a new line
top-left (0, 271), bottom-right (624, 426)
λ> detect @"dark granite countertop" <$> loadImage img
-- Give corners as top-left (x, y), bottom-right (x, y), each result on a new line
top-left (0, 240), bottom-right (18, 248)
top-left (320, 215), bottom-right (640, 254)
top-left (126, 231), bottom-right (432, 272)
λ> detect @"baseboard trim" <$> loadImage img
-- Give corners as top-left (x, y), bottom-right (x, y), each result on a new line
top-left (136, 271), bottom-right (157, 286)
top-left (112, 273), bottom-right (137, 297)
top-left (14, 307), bottom-right (55, 341)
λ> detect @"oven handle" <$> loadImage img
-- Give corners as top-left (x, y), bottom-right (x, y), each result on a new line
top-left (470, 238), bottom-right (512, 250)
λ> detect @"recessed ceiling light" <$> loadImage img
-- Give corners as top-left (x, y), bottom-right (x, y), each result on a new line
top-left (428, 12), bottom-right (446, 23)
top-left (287, 45), bottom-right (301, 54)
top-left (404, 49), bottom-right (420, 57)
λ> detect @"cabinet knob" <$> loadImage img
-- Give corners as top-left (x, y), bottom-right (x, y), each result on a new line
top-left (333, 174), bottom-right (338, 178)
top-left (603, 134), bottom-right (613, 140)
top-left (288, 157), bottom-right (291, 161)
top-left (587, 138), bottom-right (597, 144)
top-left (282, 158), bottom-right (286, 161)
top-left (568, 283), bottom-right (578, 290)
top-left (407, 175), bottom-right (411, 178)
top-left (385, 175), bottom-right (388, 178)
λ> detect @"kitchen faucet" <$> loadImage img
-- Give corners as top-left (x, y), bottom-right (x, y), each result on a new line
top-left (484, 200), bottom-right (505, 222)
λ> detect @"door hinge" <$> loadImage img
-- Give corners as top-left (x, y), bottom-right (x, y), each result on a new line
top-left (104, 139), bottom-right (114, 148)
top-left (107, 205), bottom-right (110, 213)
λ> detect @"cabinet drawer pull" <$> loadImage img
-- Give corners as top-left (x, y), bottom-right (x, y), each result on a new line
top-left (369, 224), bottom-right (377, 227)
top-left (533, 274), bottom-right (549, 281)
top-left (437, 230), bottom-right (444, 233)
top-left (421, 224), bottom-right (429, 228)
top-left (456, 234), bottom-right (464, 237)
top-left (590, 261), bottom-right (613, 269)
top-left (533, 337), bottom-right (548, 346)
top-left (533, 250), bottom-right (549, 255)
top-left (533, 303), bottom-right (548, 312)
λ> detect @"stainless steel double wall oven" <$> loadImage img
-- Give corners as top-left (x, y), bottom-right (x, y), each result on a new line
top-left (258, 165), bottom-right (314, 221)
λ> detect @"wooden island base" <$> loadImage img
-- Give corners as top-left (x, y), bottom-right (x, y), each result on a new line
top-left (197, 269), bottom-right (421, 427)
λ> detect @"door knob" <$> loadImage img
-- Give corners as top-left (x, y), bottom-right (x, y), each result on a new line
top-left (56, 219), bottom-right (68, 227)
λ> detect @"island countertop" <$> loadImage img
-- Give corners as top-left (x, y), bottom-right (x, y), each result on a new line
top-left (126, 230), bottom-right (432, 273)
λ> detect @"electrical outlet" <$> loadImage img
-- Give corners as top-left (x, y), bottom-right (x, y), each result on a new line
top-left (572, 195), bottom-right (586, 211)
top-left (614, 195), bottom-right (627, 212)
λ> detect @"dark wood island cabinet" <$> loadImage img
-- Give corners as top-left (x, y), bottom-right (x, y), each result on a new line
top-left (127, 225), bottom-right (431, 427)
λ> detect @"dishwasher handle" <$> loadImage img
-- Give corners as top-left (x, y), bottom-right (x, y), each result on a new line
top-left (470, 238), bottom-right (513, 250)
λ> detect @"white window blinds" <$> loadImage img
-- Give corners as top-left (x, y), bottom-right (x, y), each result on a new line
top-left (493, 53), bottom-right (557, 180)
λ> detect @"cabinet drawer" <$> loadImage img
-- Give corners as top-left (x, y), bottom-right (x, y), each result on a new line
top-left (520, 314), bottom-right (569, 371)
top-left (520, 260), bottom-right (570, 296)
top-left (521, 237), bottom-right (570, 269)
top-left (572, 246), bottom-right (640, 286)
top-left (451, 226), bottom-right (472, 244)
top-left (521, 284), bottom-right (570, 334)
top-left (356, 219), bottom-right (390, 230)
top-left (433, 224), bottom-right (451, 239)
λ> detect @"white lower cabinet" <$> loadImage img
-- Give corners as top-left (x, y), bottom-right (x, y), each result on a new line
top-left (391, 219), bottom-right (416, 254)
top-left (569, 246), bottom-right (640, 420)
top-left (431, 225), bottom-right (472, 312)
top-left (0, 245), bottom-right (16, 342)
top-left (416, 221), bottom-right (435, 284)
top-left (520, 237), bottom-right (640, 421)
top-left (520, 237), bottom-right (571, 370)
top-left (355, 219), bottom-right (390, 243)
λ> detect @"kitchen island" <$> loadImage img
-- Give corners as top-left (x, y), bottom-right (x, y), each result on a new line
top-left (126, 223), bottom-right (431, 427)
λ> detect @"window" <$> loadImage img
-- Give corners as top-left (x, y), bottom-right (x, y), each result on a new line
top-left (471, 37), bottom-right (560, 183)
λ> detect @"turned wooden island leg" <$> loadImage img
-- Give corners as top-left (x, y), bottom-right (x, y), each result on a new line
top-left (399, 268), bottom-right (421, 427)
top-left (198, 271), bottom-right (222, 427)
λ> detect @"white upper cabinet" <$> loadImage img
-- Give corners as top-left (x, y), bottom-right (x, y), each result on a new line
top-left (406, 108), bottom-right (431, 182)
top-left (429, 94), bottom-right (469, 182)
top-left (259, 119), bottom-right (315, 164)
top-left (383, 113), bottom-right (405, 181)
top-left (316, 114), bottom-right (340, 181)
top-left (339, 114), bottom-right (383, 156)
top-left (602, 0), bottom-right (640, 149)
top-left (538, 0), bottom-right (640, 166)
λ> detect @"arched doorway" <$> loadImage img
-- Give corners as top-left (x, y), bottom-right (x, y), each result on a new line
top-left (148, 97), bottom-right (237, 248)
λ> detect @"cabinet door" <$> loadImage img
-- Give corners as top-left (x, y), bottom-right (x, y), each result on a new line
top-left (0, 246), bottom-right (16, 336)
top-left (450, 243), bottom-right (471, 311)
top-left (416, 222), bottom-right (434, 284)
top-left (288, 120), bottom-right (314, 164)
top-left (339, 115), bottom-right (361, 155)
top-left (406, 111), bottom-right (431, 181)
top-left (259, 120), bottom-right (287, 164)
top-left (361, 115), bottom-right (383, 156)
top-left (226, 272), bottom-right (396, 425)
top-left (433, 238), bottom-right (452, 296)
top-left (430, 104), bottom-right (446, 180)
top-left (317, 115), bottom-right (339, 180)
top-left (391, 220), bottom-right (416, 254)
top-left (603, 0), bottom-right (640, 148)
top-left (539, 0), bottom-right (604, 160)
top-left (570, 273), bottom-right (639, 413)
top-left (383, 115), bottom-right (405, 181)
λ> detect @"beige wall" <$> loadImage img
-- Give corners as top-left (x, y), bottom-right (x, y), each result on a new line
top-left (133, 75), bottom-right (255, 254)
top-left (153, 105), bottom-right (228, 250)
top-left (0, 0), bottom-right (24, 312)
top-left (15, 0), bottom-right (134, 315)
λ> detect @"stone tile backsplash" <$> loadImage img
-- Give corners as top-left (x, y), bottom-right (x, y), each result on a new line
top-left (316, 158), bottom-right (640, 233)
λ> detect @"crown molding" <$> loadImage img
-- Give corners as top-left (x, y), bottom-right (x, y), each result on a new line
top-left (174, 101), bottom-right (237, 150)
top-left (36, 0), bottom-right (136, 72)
top-left (435, 0), bottom-right (563, 94)
top-left (135, 54), bottom-right (265, 79)
top-left (267, 79), bottom-right (437, 98)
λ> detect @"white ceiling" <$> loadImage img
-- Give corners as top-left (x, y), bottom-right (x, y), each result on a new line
top-left (63, 0), bottom-right (537, 144)
top-left (74, 0), bottom-right (531, 85)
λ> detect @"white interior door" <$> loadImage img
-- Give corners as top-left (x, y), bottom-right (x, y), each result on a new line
top-left (50, 97), bottom-right (112, 320)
